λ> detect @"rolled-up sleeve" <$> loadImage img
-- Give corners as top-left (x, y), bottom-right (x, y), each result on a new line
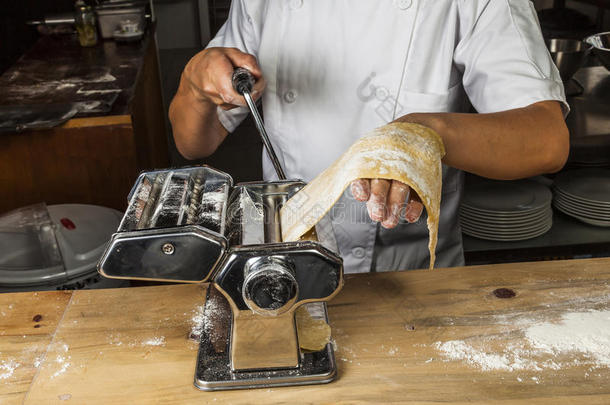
top-left (206, 0), bottom-right (259, 132)
top-left (455, 0), bottom-right (569, 116)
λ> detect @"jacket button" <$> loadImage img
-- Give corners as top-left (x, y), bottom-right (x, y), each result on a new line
top-left (289, 0), bottom-right (303, 10)
top-left (396, 0), bottom-right (412, 10)
top-left (352, 247), bottom-right (366, 259)
top-left (284, 90), bottom-right (297, 103)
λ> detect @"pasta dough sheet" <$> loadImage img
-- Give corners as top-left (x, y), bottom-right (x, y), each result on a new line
top-left (280, 122), bottom-right (445, 269)
top-left (295, 305), bottom-right (331, 351)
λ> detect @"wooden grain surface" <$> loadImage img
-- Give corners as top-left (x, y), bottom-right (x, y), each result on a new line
top-left (0, 291), bottom-right (73, 405)
top-left (1, 258), bottom-right (609, 404)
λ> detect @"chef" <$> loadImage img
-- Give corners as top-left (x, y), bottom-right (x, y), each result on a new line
top-left (169, 0), bottom-right (569, 273)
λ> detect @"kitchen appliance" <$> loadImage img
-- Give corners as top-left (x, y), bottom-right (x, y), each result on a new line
top-left (26, 2), bottom-right (149, 40)
top-left (0, 203), bottom-right (128, 292)
top-left (95, 1), bottom-right (147, 39)
top-left (98, 68), bottom-right (344, 390)
top-left (545, 38), bottom-right (591, 83)
top-left (586, 32), bottom-right (610, 71)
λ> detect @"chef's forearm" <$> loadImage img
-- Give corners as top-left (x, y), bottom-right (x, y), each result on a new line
top-left (169, 78), bottom-right (228, 160)
top-left (396, 100), bottom-right (569, 180)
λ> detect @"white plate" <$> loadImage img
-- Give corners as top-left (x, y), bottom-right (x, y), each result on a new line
top-left (113, 30), bottom-right (144, 42)
top-left (555, 187), bottom-right (610, 207)
top-left (460, 207), bottom-right (552, 224)
top-left (553, 169), bottom-right (610, 204)
top-left (462, 177), bottom-right (552, 212)
top-left (553, 200), bottom-right (610, 220)
top-left (460, 203), bottom-right (549, 217)
top-left (554, 196), bottom-right (610, 217)
top-left (460, 220), bottom-right (552, 236)
top-left (459, 205), bottom-right (549, 221)
top-left (554, 191), bottom-right (610, 211)
top-left (460, 212), bottom-right (552, 231)
top-left (462, 223), bottom-right (552, 241)
top-left (553, 204), bottom-right (610, 227)
top-left (461, 214), bottom-right (552, 232)
top-left (459, 211), bottom-right (551, 227)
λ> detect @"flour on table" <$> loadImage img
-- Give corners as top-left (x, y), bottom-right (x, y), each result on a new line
top-left (0, 359), bottom-right (20, 380)
top-left (190, 304), bottom-right (205, 340)
top-left (52, 355), bottom-right (71, 378)
top-left (142, 336), bottom-right (166, 347)
top-left (433, 309), bottom-right (610, 376)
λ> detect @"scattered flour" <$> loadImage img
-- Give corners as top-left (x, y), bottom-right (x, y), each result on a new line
top-left (142, 336), bottom-right (166, 347)
top-left (434, 341), bottom-right (539, 372)
top-left (52, 355), bottom-right (71, 378)
top-left (0, 359), bottom-right (20, 380)
top-left (76, 88), bottom-right (121, 95)
top-left (525, 310), bottom-right (610, 366)
top-left (191, 295), bottom-right (224, 341)
top-left (93, 73), bottom-right (117, 82)
top-left (434, 310), bottom-right (610, 375)
top-left (190, 304), bottom-right (205, 339)
top-left (56, 82), bottom-right (76, 90)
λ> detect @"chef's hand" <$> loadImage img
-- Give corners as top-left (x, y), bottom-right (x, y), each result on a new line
top-left (351, 179), bottom-right (424, 229)
top-left (182, 47), bottom-right (266, 111)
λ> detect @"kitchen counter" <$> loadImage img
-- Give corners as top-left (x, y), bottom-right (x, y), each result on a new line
top-left (0, 34), bottom-right (147, 117)
top-left (0, 32), bottom-right (168, 213)
top-left (1, 258), bottom-right (608, 404)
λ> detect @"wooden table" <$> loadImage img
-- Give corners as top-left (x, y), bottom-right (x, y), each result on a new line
top-left (1, 258), bottom-right (609, 404)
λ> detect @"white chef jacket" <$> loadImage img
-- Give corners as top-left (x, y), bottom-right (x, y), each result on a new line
top-left (207, 0), bottom-right (567, 273)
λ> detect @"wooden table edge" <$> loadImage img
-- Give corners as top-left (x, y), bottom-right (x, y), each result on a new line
top-left (60, 115), bottom-right (132, 129)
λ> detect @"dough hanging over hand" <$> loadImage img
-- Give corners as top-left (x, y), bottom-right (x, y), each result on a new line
top-left (295, 305), bottom-right (332, 351)
top-left (280, 122), bottom-right (445, 269)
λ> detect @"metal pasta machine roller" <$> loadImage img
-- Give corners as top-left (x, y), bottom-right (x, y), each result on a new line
top-left (98, 68), bottom-right (344, 390)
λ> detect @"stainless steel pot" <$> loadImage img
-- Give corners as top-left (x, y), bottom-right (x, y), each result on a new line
top-left (545, 38), bottom-right (591, 82)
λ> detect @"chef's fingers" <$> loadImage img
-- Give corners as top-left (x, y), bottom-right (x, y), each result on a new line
top-left (404, 191), bottom-right (424, 223)
top-left (219, 102), bottom-right (240, 111)
top-left (214, 55), bottom-right (246, 106)
top-left (216, 78), bottom-right (265, 107)
top-left (223, 48), bottom-right (266, 102)
top-left (382, 180), bottom-right (410, 229)
top-left (224, 48), bottom-right (263, 78)
top-left (351, 179), bottom-right (371, 202)
top-left (367, 179), bottom-right (391, 222)
top-left (184, 52), bottom-right (244, 107)
top-left (251, 78), bottom-right (267, 102)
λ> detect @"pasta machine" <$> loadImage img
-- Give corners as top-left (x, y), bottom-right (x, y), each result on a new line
top-left (98, 68), bottom-right (343, 391)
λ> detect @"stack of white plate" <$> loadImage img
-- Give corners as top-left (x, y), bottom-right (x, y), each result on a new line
top-left (553, 169), bottom-right (610, 227)
top-left (460, 177), bottom-right (553, 241)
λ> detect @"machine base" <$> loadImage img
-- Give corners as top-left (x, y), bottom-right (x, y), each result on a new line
top-left (194, 287), bottom-right (337, 391)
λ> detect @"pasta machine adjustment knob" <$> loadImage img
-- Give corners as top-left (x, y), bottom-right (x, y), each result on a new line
top-left (242, 256), bottom-right (298, 316)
